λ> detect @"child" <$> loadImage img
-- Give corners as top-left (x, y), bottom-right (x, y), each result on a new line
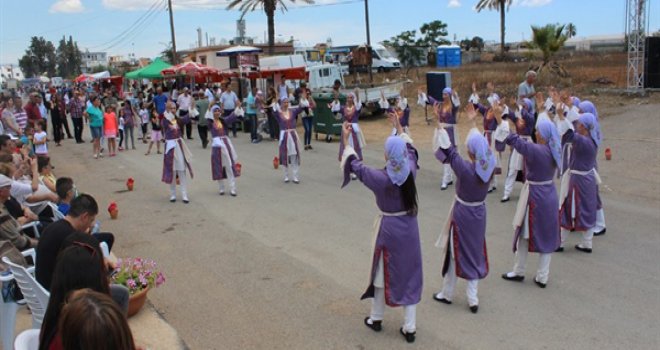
top-left (118, 114), bottom-right (125, 151)
top-left (33, 120), bottom-right (48, 157)
top-left (139, 102), bottom-right (150, 144)
top-left (55, 176), bottom-right (75, 216)
top-left (145, 109), bottom-right (162, 155)
top-left (38, 156), bottom-right (57, 193)
top-left (103, 106), bottom-right (118, 157)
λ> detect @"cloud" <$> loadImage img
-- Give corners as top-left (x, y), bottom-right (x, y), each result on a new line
top-left (50, 0), bottom-right (85, 13)
top-left (513, 0), bottom-right (552, 7)
top-left (448, 0), bottom-right (461, 8)
top-left (102, 0), bottom-right (341, 11)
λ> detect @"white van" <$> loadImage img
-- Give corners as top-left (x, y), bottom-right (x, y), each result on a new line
top-left (371, 44), bottom-right (401, 72)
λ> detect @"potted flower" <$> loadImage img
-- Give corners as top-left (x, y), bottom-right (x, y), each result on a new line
top-left (108, 202), bottom-right (118, 219)
top-left (112, 257), bottom-right (166, 317)
top-left (126, 177), bottom-right (135, 191)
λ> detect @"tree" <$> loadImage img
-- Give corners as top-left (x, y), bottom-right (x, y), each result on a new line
top-left (18, 36), bottom-right (57, 78)
top-left (460, 38), bottom-right (472, 51)
top-left (56, 36), bottom-right (83, 78)
top-left (565, 23), bottom-right (577, 38)
top-left (227, 0), bottom-right (314, 55)
top-left (418, 20), bottom-right (450, 49)
top-left (475, 0), bottom-right (512, 57)
top-left (528, 23), bottom-right (568, 68)
top-left (160, 44), bottom-right (180, 64)
top-left (382, 30), bottom-right (424, 74)
top-left (471, 36), bottom-right (485, 52)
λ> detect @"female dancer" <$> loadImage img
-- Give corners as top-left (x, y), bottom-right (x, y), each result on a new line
top-left (162, 101), bottom-right (193, 203)
top-left (469, 82), bottom-right (504, 193)
top-left (433, 104), bottom-right (496, 313)
top-left (496, 104), bottom-right (561, 288)
top-left (332, 89), bottom-right (366, 167)
top-left (501, 98), bottom-right (536, 202)
top-left (341, 113), bottom-right (422, 344)
top-left (419, 87), bottom-right (460, 190)
top-left (209, 104), bottom-right (242, 196)
top-left (380, 89), bottom-right (410, 136)
top-left (273, 98), bottom-right (304, 183)
top-left (557, 109), bottom-right (601, 253)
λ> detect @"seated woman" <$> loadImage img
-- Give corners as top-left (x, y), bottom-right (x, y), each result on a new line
top-left (39, 235), bottom-right (129, 350)
top-left (0, 174), bottom-right (38, 250)
top-left (38, 156), bottom-right (57, 194)
top-left (58, 289), bottom-right (138, 350)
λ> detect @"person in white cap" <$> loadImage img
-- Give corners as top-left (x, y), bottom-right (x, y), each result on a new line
top-left (0, 174), bottom-right (38, 250)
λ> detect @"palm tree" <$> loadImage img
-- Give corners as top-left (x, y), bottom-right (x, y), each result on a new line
top-left (475, 0), bottom-right (512, 57)
top-left (529, 24), bottom-right (568, 69)
top-left (565, 23), bottom-right (577, 38)
top-left (227, 0), bottom-right (314, 55)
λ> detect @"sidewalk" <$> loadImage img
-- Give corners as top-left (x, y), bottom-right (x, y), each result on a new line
top-left (14, 301), bottom-right (186, 349)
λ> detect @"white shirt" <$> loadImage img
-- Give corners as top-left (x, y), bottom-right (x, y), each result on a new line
top-left (10, 181), bottom-right (33, 205)
top-left (220, 91), bottom-right (238, 110)
top-left (204, 88), bottom-right (215, 103)
top-left (177, 94), bottom-right (193, 110)
top-left (34, 131), bottom-right (48, 155)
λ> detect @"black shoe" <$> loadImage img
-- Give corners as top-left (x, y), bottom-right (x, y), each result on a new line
top-left (440, 185), bottom-right (448, 191)
top-left (575, 244), bottom-right (592, 253)
top-left (469, 305), bottom-right (479, 314)
top-left (308, 145), bottom-right (313, 150)
top-left (432, 294), bottom-right (452, 304)
top-left (593, 228), bottom-right (606, 236)
top-left (534, 277), bottom-right (547, 289)
top-left (364, 317), bottom-right (382, 332)
top-left (170, 198), bottom-right (176, 203)
top-left (400, 328), bottom-right (415, 343)
top-left (183, 199), bottom-right (190, 204)
top-left (501, 273), bottom-right (524, 282)
top-left (500, 197), bottom-right (510, 203)
top-left (487, 187), bottom-right (496, 193)
top-left (555, 246), bottom-right (564, 252)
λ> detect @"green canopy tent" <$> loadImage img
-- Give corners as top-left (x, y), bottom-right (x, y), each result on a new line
top-left (124, 57), bottom-right (172, 80)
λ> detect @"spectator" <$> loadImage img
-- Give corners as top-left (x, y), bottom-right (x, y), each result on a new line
top-left (138, 102), bottom-right (150, 144)
top-left (23, 93), bottom-right (42, 128)
top-left (152, 87), bottom-right (168, 117)
top-left (39, 238), bottom-right (127, 350)
top-left (219, 83), bottom-right (239, 137)
top-left (58, 289), bottom-right (137, 350)
top-left (68, 90), bottom-right (86, 143)
top-left (195, 92), bottom-right (210, 149)
top-left (33, 120), bottom-right (49, 157)
top-left (246, 86), bottom-right (258, 143)
top-left (50, 93), bottom-right (66, 146)
top-left (0, 174), bottom-right (38, 250)
top-left (35, 194), bottom-right (115, 291)
top-left (12, 96), bottom-right (29, 132)
top-left (1, 97), bottom-right (17, 136)
top-left (120, 99), bottom-right (137, 150)
top-left (38, 156), bottom-right (57, 193)
top-left (84, 96), bottom-right (104, 159)
top-left (518, 71), bottom-right (537, 114)
top-left (176, 87), bottom-right (194, 140)
top-left (55, 177), bottom-right (75, 216)
top-left (36, 95), bottom-right (49, 133)
top-left (265, 86), bottom-right (279, 141)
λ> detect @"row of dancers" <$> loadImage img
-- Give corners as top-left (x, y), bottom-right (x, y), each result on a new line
top-left (340, 86), bottom-right (606, 343)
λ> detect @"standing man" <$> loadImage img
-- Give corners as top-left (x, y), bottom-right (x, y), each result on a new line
top-left (246, 86), bottom-right (258, 143)
top-left (24, 93), bottom-right (42, 128)
top-left (176, 87), bottom-right (194, 140)
top-left (152, 87), bottom-right (168, 118)
top-left (195, 91), bottom-right (210, 148)
top-left (68, 90), bottom-right (86, 143)
top-left (204, 84), bottom-right (216, 105)
top-left (518, 71), bottom-right (537, 113)
top-left (219, 83), bottom-right (239, 138)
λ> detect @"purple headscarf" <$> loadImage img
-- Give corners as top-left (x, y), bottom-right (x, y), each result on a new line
top-left (578, 100), bottom-right (598, 119)
top-left (536, 119), bottom-right (561, 168)
top-left (466, 129), bottom-right (497, 183)
top-left (577, 112), bottom-right (601, 147)
top-left (384, 136), bottom-right (411, 186)
top-left (571, 96), bottom-right (581, 107)
top-left (442, 87), bottom-right (452, 95)
top-left (210, 105), bottom-right (221, 113)
top-left (487, 93), bottom-right (500, 106)
top-left (523, 98), bottom-right (534, 111)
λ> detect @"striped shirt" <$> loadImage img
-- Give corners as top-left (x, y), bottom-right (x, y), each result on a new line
top-left (13, 109), bottom-right (28, 129)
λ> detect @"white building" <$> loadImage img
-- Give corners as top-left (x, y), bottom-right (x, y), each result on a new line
top-left (0, 65), bottom-right (24, 86)
top-left (81, 50), bottom-right (108, 73)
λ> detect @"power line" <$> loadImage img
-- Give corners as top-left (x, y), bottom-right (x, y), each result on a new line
top-left (99, 1), bottom-right (168, 52)
top-left (87, 0), bottom-right (165, 50)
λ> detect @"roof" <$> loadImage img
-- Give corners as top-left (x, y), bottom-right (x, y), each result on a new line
top-left (125, 58), bottom-right (172, 80)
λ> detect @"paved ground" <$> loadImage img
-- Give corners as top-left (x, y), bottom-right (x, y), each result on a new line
top-left (47, 101), bottom-right (659, 349)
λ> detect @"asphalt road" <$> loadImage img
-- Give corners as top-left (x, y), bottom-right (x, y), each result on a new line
top-left (61, 103), bottom-right (659, 350)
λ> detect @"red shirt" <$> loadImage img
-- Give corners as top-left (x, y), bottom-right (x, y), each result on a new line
top-left (24, 102), bottom-right (42, 123)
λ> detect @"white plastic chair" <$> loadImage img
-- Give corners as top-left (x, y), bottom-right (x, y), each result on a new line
top-left (20, 222), bottom-right (41, 239)
top-left (1, 255), bottom-right (49, 329)
top-left (0, 249), bottom-right (37, 350)
top-left (13, 329), bottom-right (39, 350)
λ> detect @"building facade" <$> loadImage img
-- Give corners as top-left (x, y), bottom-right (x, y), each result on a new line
top-left (81, 51), bottom-right (108, 73)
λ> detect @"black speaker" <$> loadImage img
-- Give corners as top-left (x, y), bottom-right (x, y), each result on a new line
top-left (426, 72), bottom-right (452, 102)
top-left (645, 37), bottom-right (660, 88)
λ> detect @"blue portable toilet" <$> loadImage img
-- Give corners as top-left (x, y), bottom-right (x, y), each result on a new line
top-left (444, 45), bottom-right (462, 67)
top-left (436, 47), bottom-right (447, 67)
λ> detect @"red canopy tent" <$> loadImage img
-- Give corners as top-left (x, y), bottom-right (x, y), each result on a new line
top-left (74, 74), bottom-right (94, 83)
top-left (161, 62), bottom-right (219, 77)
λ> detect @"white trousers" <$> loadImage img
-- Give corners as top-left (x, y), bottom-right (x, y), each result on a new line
top-left (503, 166), bottom-right (518, 198)
top-left (561, 228), bottom-right (595, 249)
top-left (442, 164), bottom-right (454, 186)
top-left (594, 208), bottom-right (606, 232)
top-left (218, 151), bottom-right (237, 192)
top-left (169, 170), bottom-right (188, 200)
top-left (370, 287), bottom-right (416, 333)
top-left (283, 157), bottom-right (300, 180)
top-left (512, 237), bottom-right (552, 284)
top-left (437, 258), bottom-right (479, 306)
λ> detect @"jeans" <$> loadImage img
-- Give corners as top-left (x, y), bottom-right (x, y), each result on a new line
top-left (141, 123), bottom-right (148, 139)
top-left (198, 124), bottom-right (208, 148)
top-left (302, 116), bottom-right (313, 146)
top-left (248, 113), bottom-right (258, 141)
top-left (72, 117), bottom-right (84, 142)
top-left (223, 109), bottom-right (236, 137)
top-left (124, 125), bottom-right (135, 149)
top-left (118, 129), bottom-right (124, 148)
top-left (266, 108), bottom-right (279, 140)
top-left (61, 115), bottom-right (72, 138)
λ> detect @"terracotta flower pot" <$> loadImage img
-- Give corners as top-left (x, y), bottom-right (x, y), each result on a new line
top-left (126, 178), bottom-right (135, 191)
top-left (273, 156), bottom-right (279, 169)
top-left (235, 162), bottom-right (242, 176)
top-left (605, 148), bottom-right (612, 161)
top-left (127, 287), bottom-right (149, 317)
top-left (110, 209), bottom-right (118, 220)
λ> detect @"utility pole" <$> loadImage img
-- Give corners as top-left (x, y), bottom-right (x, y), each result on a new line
top-left (364, 0), bottom-right (373, 84)
top-left (167, 0), bottom-right (177, 64)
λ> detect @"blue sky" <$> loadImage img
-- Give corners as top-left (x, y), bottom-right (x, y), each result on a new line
top-left (1, 0), bottom-right (658, 65)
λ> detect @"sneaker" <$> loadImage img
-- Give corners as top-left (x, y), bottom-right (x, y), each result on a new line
top-left (284, 176), bottom-right (290, 183)
top-left (293, 178), bottom-right (300, 184)
top-left (230, 190), bottom-right (237, 197)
